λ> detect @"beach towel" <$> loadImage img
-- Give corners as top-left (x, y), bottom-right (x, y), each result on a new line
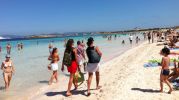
top-left (144, 62), bottom-right (174, 67)
top-left (144, 63), bottom-right (159, 67)
top-left (148, 58), bottom-right (179, 63)
top-left (173, 79), bottom-right (179, 90)
top-left (144, 58), bottom-right (177, 67)
top-left (173, 83), bottom-right (179, 90)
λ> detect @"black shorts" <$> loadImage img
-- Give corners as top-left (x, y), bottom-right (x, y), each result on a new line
top-left (161, 69), bottom-right (170, 76)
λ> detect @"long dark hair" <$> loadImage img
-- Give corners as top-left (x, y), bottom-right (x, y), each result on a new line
top-left (65, 39), bottom-right (74, 52)
top-left (52, 47), bottom-right (57, 55)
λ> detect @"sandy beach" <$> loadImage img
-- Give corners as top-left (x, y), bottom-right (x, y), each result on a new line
top-left (26, 41), bottom-right (178, 100)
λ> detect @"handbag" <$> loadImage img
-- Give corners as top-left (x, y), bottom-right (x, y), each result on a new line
top-left (74, 71), bottom-right (85, 85)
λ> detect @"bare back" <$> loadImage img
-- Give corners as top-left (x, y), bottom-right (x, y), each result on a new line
top-left (161, 56), bottom-right (170, 70)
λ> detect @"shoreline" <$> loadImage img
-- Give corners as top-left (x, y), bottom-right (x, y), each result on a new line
top-left (30, 41), bottom-right (179, 100)
top-left (28, 41), bottom-right (148, 100)
top-left (27, 42), bottom-right (145, 100)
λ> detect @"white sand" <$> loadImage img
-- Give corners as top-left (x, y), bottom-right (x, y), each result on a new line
top-left (30, 42), bottom-right (179, 100)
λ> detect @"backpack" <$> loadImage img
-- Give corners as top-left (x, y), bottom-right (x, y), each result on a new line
top-left (63, 51), bottom-right (72, 67)
top-left (86, 46), bottom-right (101, 63)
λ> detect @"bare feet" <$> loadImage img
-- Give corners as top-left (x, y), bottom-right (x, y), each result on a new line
top-left (74, 86), bottom-right (78, 90)
top-left (66, 92), bottom-right (72, 97)
top-left (48, 81), bottom-right (52, 85)
top-left (55, 80), bottom-right (58, 83)
top-left (96, 86), bottom-right (102, 90)
top-left (87, 91), bottom-right (91, 96)
top-left (159, 89), bottom-right (163, 93)
top-left (168, 89), bottom-right (173, 94)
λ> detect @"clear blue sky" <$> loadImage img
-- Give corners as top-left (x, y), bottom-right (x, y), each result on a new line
top-left (0, 0), bottom-right (179, 34)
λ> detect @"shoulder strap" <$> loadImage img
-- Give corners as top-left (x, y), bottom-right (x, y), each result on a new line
top-left (77, 47), bottom-right (83, 54)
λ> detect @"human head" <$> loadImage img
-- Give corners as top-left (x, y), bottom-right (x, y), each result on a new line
top-left (160, 47), bottom-right (170, 56)
top-left (5, 54), bottom-right (11, 61)
top-left (52, 47), bottom-right (58, 55)
top-left (77, 41), bottom-right (81, 46)
top-left (87, 37), bottom-right (94, 47)
top-left (66, 39), bottom-right (74, 51)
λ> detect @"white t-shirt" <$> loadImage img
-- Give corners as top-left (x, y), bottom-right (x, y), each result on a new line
top-left (129, 36), bottom-right (133, 40)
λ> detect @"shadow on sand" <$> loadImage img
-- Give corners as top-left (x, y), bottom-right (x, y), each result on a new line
top-left (45, 90), bottom-right (87, 97)
top-left (0, 86), bottom-right (5, 91)
top-left (131, 88), bottom-right (160, 93)
top-left (39, 80), bottom-right (49, 84)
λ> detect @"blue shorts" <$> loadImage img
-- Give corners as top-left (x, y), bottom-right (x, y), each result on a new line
top-left (161, 69), bottom-right (170, 76)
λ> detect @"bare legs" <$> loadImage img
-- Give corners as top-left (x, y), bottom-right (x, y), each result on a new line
top-left (160, 74), bottom-right (163, 92)
top-left (87, 71), bottom-right (101, 96)
top-left (87, 73), bottom-right (93, 96)
top-left (160, 74), bottom-right (173, 94)
top-left (49, 71), bottom-right (58, 85)
top-left (66, 73), bottom-right (77, 96)
top-left (95, 71), bottom-right (101, 90)
top-left (3, 73), bottom-right (12, 91)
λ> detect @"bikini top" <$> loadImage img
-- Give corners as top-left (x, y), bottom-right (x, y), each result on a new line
top-left (3, 61), bottom-right (12, 68)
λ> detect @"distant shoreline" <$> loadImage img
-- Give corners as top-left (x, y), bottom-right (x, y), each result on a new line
top-left (1, 26), bottom-right (179, 41)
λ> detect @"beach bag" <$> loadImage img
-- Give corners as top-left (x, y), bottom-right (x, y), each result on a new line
top-left (87, 47), bottom-right (101, 63)
top-left (63, 51), bottom-right (72, 67)
top-left (74, 71), bottom-right (85, 85)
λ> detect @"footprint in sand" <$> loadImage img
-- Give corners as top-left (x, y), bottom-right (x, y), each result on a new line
top-left (100, 89), bottom-right (104, 93)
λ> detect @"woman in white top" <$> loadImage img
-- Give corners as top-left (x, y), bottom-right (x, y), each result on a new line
top-left (1, 55), bottom-right (15, 91)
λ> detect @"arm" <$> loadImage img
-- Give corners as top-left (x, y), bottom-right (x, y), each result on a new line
top-left (161, 57), bottom-right (164, 69)
top-left (61, 63), bottom-right (64, 72)
top-left (96, 46), bottom-right (102, 56)
top-left (61, 52), bottom-right (65, 72)
top-left (170, 51), bottom-right (179, 55)
top-left (82, 49), bottom-right (86, 60)
top-left (11, 61), bottom-right (15, 73)
top-left (48, 55), bottom-right (52, 60)
top-left (1, 62), bottom-right (4, 70)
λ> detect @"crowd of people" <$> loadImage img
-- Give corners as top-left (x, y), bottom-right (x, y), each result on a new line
top-left (2, 30), bottom-right (179, 96)
top-left (47, 37), bottom-right (102, 96)
top-left (0, 37), bottom-right (103, 96)
top-left (0, 42), bottom-right (24, 54)
top-left (153, 29), bottom-right (179, 94)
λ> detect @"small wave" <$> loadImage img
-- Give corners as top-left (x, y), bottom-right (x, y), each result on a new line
top-left (0, 36), bottom-right (6, 40)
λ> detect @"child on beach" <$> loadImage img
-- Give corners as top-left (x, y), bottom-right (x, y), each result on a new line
top-left (160, 47), bottom-right (173, 94)
top-left (48, 48), bottom-right (60, 85)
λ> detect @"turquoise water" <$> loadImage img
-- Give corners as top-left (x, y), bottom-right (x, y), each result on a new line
top-left (0, 33), bottom-right (144, 99)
